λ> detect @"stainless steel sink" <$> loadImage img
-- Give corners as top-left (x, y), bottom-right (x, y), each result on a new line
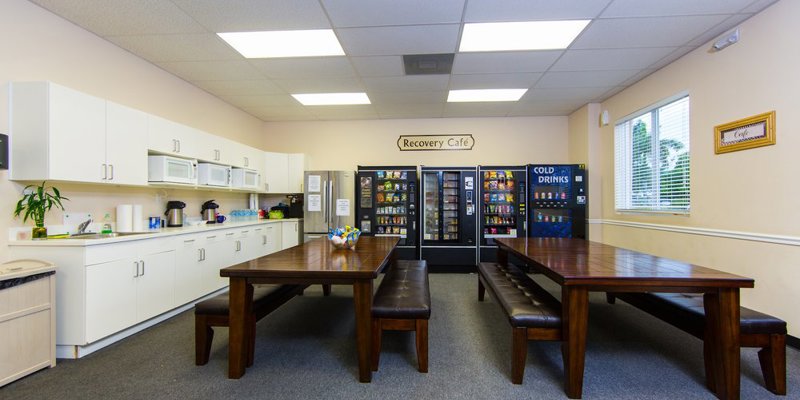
top-left (66, 232), bottom-right (150, 239)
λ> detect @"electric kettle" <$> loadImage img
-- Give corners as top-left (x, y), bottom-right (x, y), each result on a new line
top-left (165, 200), bottom-right (186, 227)
top-left (201, 200), bottom-right (219, 224)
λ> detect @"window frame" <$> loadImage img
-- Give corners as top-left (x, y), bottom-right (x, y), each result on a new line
top-left (614, 91), bottom-right (691, 215)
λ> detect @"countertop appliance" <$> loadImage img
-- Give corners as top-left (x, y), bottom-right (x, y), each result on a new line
top-left (231, 167), bottom-right (259, 190)
top-left (197, 163), bottom-right (231, 187)
top-left (148, 155), bottom-right (196, 185)
top-left (165, 200), bottom-right (186, 227)
top-left (201, 200), bottom-right (219, 224)
top-left (287, 195), bottom-right (303, 218)
top-left (356, 166), bottom-right (419, 260)
top-left (303, 170), bottom-right (355, 241)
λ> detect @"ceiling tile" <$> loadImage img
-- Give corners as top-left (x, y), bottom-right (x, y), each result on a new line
top-left (249, 57), bottom-right (356, 79)
top-left (243, 106), bottom-right (316, 121)
top-left (523, 87), bottom-right (616, 102)
top-left (221, 94), bottom-right (298, 108)
top-left (618, 69), bottom-right (657, 87)
top-left (307, 105), bottom-right (379, 120)
top-left (536, 70), bottom-right (641, 88)
top-left (647, 47), bottom-right (694, 71)
top-left (191, 80), bottom-right (285, 96)
top-left (322, 0), bottom-right (465, 28)
top-left (551, 48), bottom-right (677, 71)
top-left (273, 77), bottom-right (365, 93)
top-left (363, 76), bottom-right (451, 92)
top-left (451, 51), bottom-right (563, 74)
top-left (350, 56), bottom-right (405, 77)
top-left (601, 0), bottom-right (755, 17)
top-left (443, 102), bottom-right (515, 118)
top-left (156, 60), bottom-right (265, 81)
top-left (336, 25), bottom-right (461, 56)
top-left (686, 13), bottom-right (753, 47)
top-left (571, 15), bottom-right (730, 49)
top-left (448, 73), bottom-right (542, 89)
top-left (509, 101), bottom-right (583, 116)
top-left (171, 0), bottom-right (331, 31)
top-left (376, 103), bottom-right (445, 119)
top-left (31, 0), bottom-right (207, 35)
top-left (106, 34), bottom-right (240, 62)
top-left (740, 0), bottom-right (779, 14)
top-left (464, 0), bottom-right (612, 22)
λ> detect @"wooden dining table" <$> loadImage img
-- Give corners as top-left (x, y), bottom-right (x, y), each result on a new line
top-left (220, 236), bottom-right (399, 382)
top-left (494, 237), bottom-right (754, 400)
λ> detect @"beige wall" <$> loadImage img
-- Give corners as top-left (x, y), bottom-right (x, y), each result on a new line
top-left (262, 117), bottom-right (568, 170)
top-left (0, 0), bottom-right (265, 261)
top-left (587, 0), bottom-right (799, 333)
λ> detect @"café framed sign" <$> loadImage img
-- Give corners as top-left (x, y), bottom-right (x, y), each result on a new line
top-left (714, 111), bottom-right (775, 154)
top-left (397, 134), bottom-right (475, 151)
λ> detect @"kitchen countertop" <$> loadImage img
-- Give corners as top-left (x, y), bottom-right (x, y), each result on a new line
top-left (9, 218), bottom-right (302, 247)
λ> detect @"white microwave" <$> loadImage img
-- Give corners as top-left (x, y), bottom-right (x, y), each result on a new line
top-left (148, 155), bottom-right (196, 184)
top-left (231, 168), bottom-right (260, 190)
top-left (198, 163), bottom-right (232, 187)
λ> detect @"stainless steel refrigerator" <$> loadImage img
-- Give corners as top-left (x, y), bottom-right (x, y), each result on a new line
top-left (303, 170), bottom-right (355, 241)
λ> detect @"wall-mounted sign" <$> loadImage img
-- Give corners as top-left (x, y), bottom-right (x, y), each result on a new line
top-left (397, 134), bottom-right (474, 151)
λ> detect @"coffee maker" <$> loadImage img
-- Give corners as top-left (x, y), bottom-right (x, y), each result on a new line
top-left (287, 194), bottom-right (304, 218)
top-left (165, 201), bottom-right (186, 227)
top-left (201, 200), bottom-right (219, 224)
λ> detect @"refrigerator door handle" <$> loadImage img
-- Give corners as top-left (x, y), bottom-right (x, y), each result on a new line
top-left (322, 179), bottom-right (329, 223)
top-left (328, 179), bottom-right (334, 226)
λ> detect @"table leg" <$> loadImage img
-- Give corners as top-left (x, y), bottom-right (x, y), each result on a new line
top-left (561, 287), bottom-right (589, 399)
top-left (228, 278), bottom-right (253, 379)
top-left (353, 279), bottom-right (374, 383)
top-left (704, 289), bottom-right (741, 400)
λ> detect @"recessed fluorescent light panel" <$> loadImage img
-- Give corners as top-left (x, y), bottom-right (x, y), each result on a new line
top-left (447, 89), bottom-right (528, 102)
top-left (459, 20), bottom-right (590, 52)
top-left (218, 30), bottom-right (344, 58)
top-left (292, 93), bottom-right (371, 106)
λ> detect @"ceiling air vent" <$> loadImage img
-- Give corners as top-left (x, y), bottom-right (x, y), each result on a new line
top-left (403, 53), bottom-right (454, 75)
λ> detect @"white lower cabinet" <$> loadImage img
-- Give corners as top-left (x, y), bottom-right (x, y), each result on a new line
top-left (282, 221), bottom-right (300, 249)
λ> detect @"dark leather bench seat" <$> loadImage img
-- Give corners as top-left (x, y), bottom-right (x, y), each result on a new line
top-left (477, 262), bottom-right (562, 384)
top-left (609, 291), bottom-right (786, 395)
top-left (194, 284), bottom-right (307, 366)
top-left (371, 260), bottom-right (431, 373)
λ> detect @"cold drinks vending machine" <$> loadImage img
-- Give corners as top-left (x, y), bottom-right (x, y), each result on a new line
top-left (528, 164), bottom-right (587, 238)
top-left (355, 166), bottom-right (419, 260)
top-left (420, 166), bottom-right (477, 268)
top-left (478, 166), bottom-right (527, 262)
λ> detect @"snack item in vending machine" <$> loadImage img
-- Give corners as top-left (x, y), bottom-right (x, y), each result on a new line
top-left (484, 193), bottom-right (490, 202)
top-left (377, 171), bottom-right (385, 179)
top-left (534, 192), bottom-right (539, 199)
top-left (384, 181), bottom-right (393, 190)
top-left (561, 192), bottom-right (567, 200)
top-left (376, 193), bottom-right (385, 203)
top-left (506, 171), bottom-right (513, 179)
top-left (489, 171), bottom-right (497, 179)
top-left (401, 171), bottom-right (407, 180)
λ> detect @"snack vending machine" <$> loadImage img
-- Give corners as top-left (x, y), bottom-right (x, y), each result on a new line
top-left (356, 166), bottom-right (419, 260)
top-left (420, 166), bottom-right (477, 268)
top-left (528, 164), bottom-right (587, 238)
top-left (478, 166), bottom-right (527, 262)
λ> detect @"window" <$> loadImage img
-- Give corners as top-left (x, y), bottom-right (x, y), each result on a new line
top-left (614, 94), bottom-right (690, 213)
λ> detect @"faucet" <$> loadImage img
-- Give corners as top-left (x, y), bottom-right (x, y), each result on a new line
top-left (76, 218), bottom-right (92, 234)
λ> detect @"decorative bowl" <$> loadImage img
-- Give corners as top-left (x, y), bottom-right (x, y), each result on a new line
top-left (328, 227), bottom-right (361, 250)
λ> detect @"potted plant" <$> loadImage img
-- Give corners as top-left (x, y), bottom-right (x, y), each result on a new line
top-left (14, 181), bottom-right (69, 240)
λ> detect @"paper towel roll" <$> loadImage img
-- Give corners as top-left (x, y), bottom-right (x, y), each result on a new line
top-left (132, 204), bottom-right (143, 232)
top-left (116, 204), bottom-right (133, 233)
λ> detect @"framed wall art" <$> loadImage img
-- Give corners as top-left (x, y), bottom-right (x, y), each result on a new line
top-left (714, 111), bottom-right (775, 154)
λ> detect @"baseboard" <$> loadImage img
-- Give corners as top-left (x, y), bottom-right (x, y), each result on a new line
top-left (787, 334), bottom-right (800, 350)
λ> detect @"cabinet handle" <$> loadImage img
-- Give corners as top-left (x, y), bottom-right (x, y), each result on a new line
top-left (236, 240), bottom-right (241, 251)
top-left (102, 164), bottom-right (107, 180)
top-left (206, 235), bottom-right (216, 239)
top-left (265, 183), bottom-right (269, 192)
top-left (202, 248), bottom-right (206, 261)
top-left (140, 260), bottom-right (145, 276)
top-left (295, 224), bottom-right (298, 232)
top-left (177, 140), bottom-right (181, 153)
top-left (226, 232), bottom-right (235, 236)
top-left (184, 239), bottom-right (195, 243)
top-left (241, 230), bottom-right (249, 234)
top-left (262, 235), bottom-right (267, 245)
top-left (109, 164), bottom-right (114, 180)
top-left (198, 248), bottom-right (203, 262)
top-left (172, 139), bottom-right (177, 153)
top-left (134, 261), bottom-right (140, 277)
top-left (244, 157), bottom-right (249, 167)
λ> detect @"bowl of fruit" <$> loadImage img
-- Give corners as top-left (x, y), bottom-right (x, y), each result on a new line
top-left (328, 226), bottom-right (361, 250)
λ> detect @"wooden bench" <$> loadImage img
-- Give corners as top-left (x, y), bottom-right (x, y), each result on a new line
top-left (477, 262), bottom-right (562, 384)
top-left (607, 292), bottom-right (787, 395)
top-left (194, 284), bottom-right (308, 366)
top-left (371, 260), bottom-right (431, 372)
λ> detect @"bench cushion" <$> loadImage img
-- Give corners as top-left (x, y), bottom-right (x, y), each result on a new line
top-left (194, 284), bottom-right (302, 316)
top-left (372, 260), bottom-right (430, 319)
top-left (478, 263), bottom-right (561, 329)
top-left (616, 292), bottom-right (786, 336)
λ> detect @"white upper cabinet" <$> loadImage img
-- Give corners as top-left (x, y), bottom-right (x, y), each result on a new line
top-left (10, 82), bottom-right (146, 185)
top-left (288, 153), bottom-right (307, 193)
top-left (147, 115), bottom-right (200, 158)
top-left (106, 102), bottom-right (148, 185)
top-left (263, 152), bottom-right (289, 193)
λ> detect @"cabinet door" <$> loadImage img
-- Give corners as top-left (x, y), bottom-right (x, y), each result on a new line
top-left (281, 221), bottom-right (298, 249)
top-left (106, 102), bottom-right (148, 185)
top-left (49, 84), bottom-right (107, 183)
top-left (288, 153), bottom-right (307, 193)
top-left (204, 233), bottom-right (231, 292)
top-left (135, 250), bottom-right (176, 321)
top-left (263, 152), bottom-right (289, 193)
top-left (85, 258), bottom-right (137, 343)
top-left (147, 115), bottom-right (181, 155)
top-left (174, 236), bottom-right (204, 305)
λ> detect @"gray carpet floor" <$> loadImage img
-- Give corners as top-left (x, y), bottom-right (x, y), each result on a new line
top-left (1, 273), bottom-right (797, 399)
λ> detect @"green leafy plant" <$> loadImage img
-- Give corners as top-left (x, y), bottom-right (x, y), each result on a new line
top-left (14, 181), bottom-right (69, 227)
